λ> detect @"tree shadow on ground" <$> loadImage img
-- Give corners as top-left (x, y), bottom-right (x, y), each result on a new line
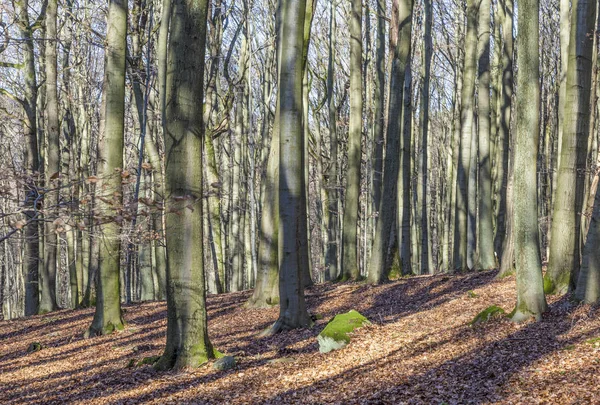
top-left (255, 296), bottom-right (600, 404)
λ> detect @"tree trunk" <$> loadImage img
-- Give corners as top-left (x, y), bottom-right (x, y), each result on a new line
top-left (368, 0), bottom-right (414, 284)
top-left (494, 0), bottom-right (513, 259)
top-left (325, 0), bottom-right (339, 281)
top-left (511, 0), bottom-right (547, 322)
top-left (419, 0), bottom-right (433, 274)
top-left (86, 0), bottom-right (127, 337)
top-left (546, 0), bottom-right (597, 295)
top-left (341, 0), bottom-right (363, 281)
top-left (17, 0), bottom-right (40, 316)
top-left (154, 0), bottom-right (217, 370)
top-left (372, 0), bottom-right (387, 223)
top-left (266, 0), bottom-right (312, 333)
top-left (477, 0), bottom-right (496, 270)
top-left (454, 0), bottom-right (478, 271)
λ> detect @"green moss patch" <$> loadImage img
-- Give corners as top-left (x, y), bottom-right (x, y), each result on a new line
top-left (467, 290), bottom-right (478, 298)
top-left (27, 342), bottom-right (44, 353)
top-left (470, 305), bottom-right (506, 326)
top-left (318, 310), bottom-right (370, 353)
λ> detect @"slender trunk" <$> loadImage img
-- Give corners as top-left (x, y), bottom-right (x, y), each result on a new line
top-left (372, 0), bottom-right (387, 221)
top-left (266, 0), bottom-right (312, 334)
top-left (454, 0), bottom-right (478, 271)
top-left (40, 0), bottom-right (60, 313)
top-left (341, 0), bottom-right (363, 281)
top-left (368, 0), bottom-right (414, 283)
top-left (325, 0), bottom-right (339, 281)
top-left (86, 0), bottom-right (127, 337)
top-left (419, 0), bottom-right (433, 274)
top-left (17, 0), bottom-right (40, 316)
top-left (477, 0), bottom-right (495, 269)
top-left (495, 0), bottom-right (513, 259)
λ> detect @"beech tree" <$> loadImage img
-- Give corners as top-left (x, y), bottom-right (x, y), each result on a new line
top-left (154, 0), bottom-right (218, 370)
top-left (546, 0), bottom-right (597, 295)
top-left (86, 0), bottom-right (127, 337)
top-left (265, 0), bottom-right (312, 333)
top-left (511, 0), bottom-right (547, 322)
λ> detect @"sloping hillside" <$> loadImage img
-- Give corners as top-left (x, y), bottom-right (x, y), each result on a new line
top-left (2, 271), bottom-right (600, 404)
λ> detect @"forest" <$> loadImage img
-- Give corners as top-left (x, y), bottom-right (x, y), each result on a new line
top-left (2, 0), bottom-right (600, 402)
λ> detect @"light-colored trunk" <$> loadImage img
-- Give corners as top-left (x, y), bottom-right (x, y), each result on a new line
top-left (477, 0), bottom-right (496, 270)
top-left (266, 0), bottom-right (312, 333)
top-left (325, 0), bottom-right (339, 281)
top-left (511, 0), bottom-right (547, 322)
top-left (341, 0), bottom-right (363, 281)
top-left (495, 0), bottom-right (513, 259)
top-left (86, 0), bottom-right (127, 336)
top-left (454, 0), bottom-right (478, 271)
top-left (40, 0), bottom-right (60, 313)
top-left (418, 0), bottom-right (433, 274)
top-left (546, 0), bottom-right (597, 295)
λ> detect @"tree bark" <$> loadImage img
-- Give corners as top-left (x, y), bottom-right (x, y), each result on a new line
top-left (368, 0), bottom-right (414, 284)
top-left (266, 0), bottom-right (312, 333)
top-left (154, 0), bottom-right (217, 370)
top-left (454, 0), bottom-right (478, 271)
top-left (341, 0), bottom-right (363, 281)
top-left (87, 0), bottom-right (127, 336)
top-left (546, 0), bottom-right (597, 295)
top-left (477, 0), bottom-right (496, 270)
top-left (511, 0), bottom-right (547, 322)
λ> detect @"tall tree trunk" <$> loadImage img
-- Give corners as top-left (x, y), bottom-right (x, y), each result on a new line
top-left (266, 0), bottom-right (312, 334)
top-left (477, 0), bottom-right (496, 269)
top-left (341, 0), bottom-right (363, 281)
top-left (17, 0), bottom-right (40, 316)
top-left (86, 0), bottom-right (127, 337)
top-left (154, 0), bottom-right (217, 370)
top-left (511, 0), bottom-right (547, 322)
top-left (368, 0), bottom-right (414, 283)
top-left (325, 0), bottom-right (339, 281)
top-left (495, 0), bottom-right (513, 260)
top-left (372, 0), bottom-right (386, 222)
top-left (454, 0), bottom-right (479, 271)
top-left (546, 0), bottom-right (597, 295)
top-left (40, 0), bottom-right (60, 313)
top-left (204, 0), bottom-right (225, 293)
top-left (419, 0), bottom-right (433, 274)
top-left (248, 3), bottom-right (281, 307)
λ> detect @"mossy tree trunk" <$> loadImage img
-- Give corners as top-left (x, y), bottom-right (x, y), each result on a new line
top-left (511, 0), bottom-right (547, 322)
top-left (154, 0), bottom-right (217, 370)
top-left (87, 0), bottom-right (127, 336)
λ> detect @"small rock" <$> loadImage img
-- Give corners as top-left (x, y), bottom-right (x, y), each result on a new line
top-left (317, 310), bottom-right (370, 353)
top-left (213, 355), bottom-right (236, 371)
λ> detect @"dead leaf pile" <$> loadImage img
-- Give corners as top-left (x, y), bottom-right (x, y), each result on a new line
top-left (1, 271), bottom-right (599, 404)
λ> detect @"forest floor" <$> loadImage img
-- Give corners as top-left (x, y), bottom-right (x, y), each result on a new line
top-left (2, 271), bottom-right (600, 404)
